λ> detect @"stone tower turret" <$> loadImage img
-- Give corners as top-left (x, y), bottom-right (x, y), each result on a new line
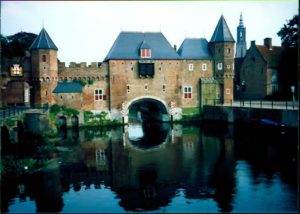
top-left (235, 13), bottom-right (247, 58)
top-left (29, 28), bottom-right (58, 105)
top-left (209, 15), bottom-right (235, 103)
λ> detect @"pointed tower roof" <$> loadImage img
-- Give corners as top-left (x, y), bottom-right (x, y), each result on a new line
top-left (239, 13), bottom-right (244, 27)
top-left (29, 28), bottom-right (58, 50)
top-left (210, 15), bottom-right (235, 43)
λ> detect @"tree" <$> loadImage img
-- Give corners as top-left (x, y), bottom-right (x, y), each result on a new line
top-left (277, 15), bottom-right (298, 49)
top-left (0, 32), bottom-right (37, 57)
top-left (277, 15), bottom-right (298, 100)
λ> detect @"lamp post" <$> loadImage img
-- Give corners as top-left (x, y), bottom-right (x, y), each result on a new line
top-left (291, 85), bottom-right (295, 108)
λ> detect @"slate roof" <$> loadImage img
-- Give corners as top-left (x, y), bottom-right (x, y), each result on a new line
top-left (104, 32), bottom-right (180, 61)
top-left (140, 39), bottom-right (151, 49)
top-left (256, 45), bottom-right (284, 68)
top-left (29, 28), bottom-right (58, 50)
top-left (177, 38), bottom-right (212, 59)
top-left (52, 82), bottom-right (82, 93)
top-left (210, 15), bottom-right (235, 43)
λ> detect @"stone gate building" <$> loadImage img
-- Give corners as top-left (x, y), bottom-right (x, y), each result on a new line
top-left (0, 15), bottom-right (235, 122)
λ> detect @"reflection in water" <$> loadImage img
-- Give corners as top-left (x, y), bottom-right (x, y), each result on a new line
top-left (1, 123), bottom-right (298, 213)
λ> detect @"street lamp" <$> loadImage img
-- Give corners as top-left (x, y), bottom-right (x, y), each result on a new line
top-left (291, 85), bottom-right (295, 108)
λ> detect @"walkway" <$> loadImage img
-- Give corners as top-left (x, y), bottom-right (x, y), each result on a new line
top-left (206, 100), bottom-right (298, 110)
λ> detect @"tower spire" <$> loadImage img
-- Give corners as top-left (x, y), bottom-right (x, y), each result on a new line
top-left (239, 12), bottom-right (244, 27)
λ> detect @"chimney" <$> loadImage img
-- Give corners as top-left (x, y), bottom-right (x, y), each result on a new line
top-left (174, 44), bottom-right (177, 51)
top-left (251, 40), bottom-right (256, 47)
top-left (264, 38), bottom-right (272, 49)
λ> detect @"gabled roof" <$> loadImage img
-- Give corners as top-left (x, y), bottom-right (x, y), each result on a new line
top-left (210, 15), bottom-right (235, 43)
top-left (177, 38), bottom-right (212, 59)
top-left (29, 28), bottom-right (58, 50)
top-left (52, 82), bottom-right (82, 93)
top-left (256, 45), bottom-right (284, 68)
top-left (104, 31), bottom-right (180, 61)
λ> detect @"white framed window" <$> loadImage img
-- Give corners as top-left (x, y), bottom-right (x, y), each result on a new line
top-left (183, 86), bottom-right (192, 99)
top-left (140, 49), bottom-right (151, 58)
top-left (226, 88), bottom-right (231, 95)
top-left (94, 89), bottom-right (103, 101)
top-left (188, 64), bottom-right (194, 71)
top-left (217, 63), bottom-right (223, 70)
top-left (202, 63), bottom-right (207, 71)
top-left (227, 64), bottom-right (230, 69)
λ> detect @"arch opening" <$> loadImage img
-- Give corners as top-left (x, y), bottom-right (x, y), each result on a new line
top-left (126, 98), bottom-right (171, 149)
top-left (127, 98), bottom-right (169, 123)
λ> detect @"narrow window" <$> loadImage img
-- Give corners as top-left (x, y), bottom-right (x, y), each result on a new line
top-left (227, 64), bottom-right (230, 69)
top-left (183, 86), bottom-right (192, 99)
top-left (42, 55), bottom-right (46, 62)
top-left (145, 84), bottom-right (148, 90)
top-left (217, 63), bottom-right (223, 70)
top-left (94, 89), bottom-right (103, 101)
top-left (188, 64), bottom-right (194, 71)
top-left (202, 63), bottom-right (207, 71)
top-left (127, 85), bottom-right (130, 93)
top-left (45, 91), bottom-right (47, 96)
top-left (162, 84), bottom-right (166, 92)
top-left (226, 48), bottom-right (230, 54)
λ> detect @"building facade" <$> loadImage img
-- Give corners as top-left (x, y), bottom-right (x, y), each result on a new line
top-left (239, 38), bottom-right (284, 100)
top-left (0, 15), bottom-right (235, 122)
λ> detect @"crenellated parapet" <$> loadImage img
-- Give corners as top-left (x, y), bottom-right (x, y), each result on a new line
top-left (58, 61), bottom-right (108, 81)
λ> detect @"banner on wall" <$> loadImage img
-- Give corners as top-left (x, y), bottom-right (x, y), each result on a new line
top-left (10, 64), bottom-right (23, 77)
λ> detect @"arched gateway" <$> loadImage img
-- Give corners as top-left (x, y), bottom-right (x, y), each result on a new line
top-left (123, 96), bottom-right (170, 124)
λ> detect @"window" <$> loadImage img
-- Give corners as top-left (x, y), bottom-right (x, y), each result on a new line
top-left (145, 84), bottom-right (148, 90)
top-left (127, 85), bottom-right (130, 93)
top-left (95, 89), bottom-right (104, 101)
top-left (183, 86), bottom-right (192, 99)
top-left (162, 84), bottom-right (166, 92)
top-left (42, 55), bottom-right (46, 62)
top-left (217, 63), bottom-right (223, 70)
top-left (226, 48), bottom-right (231, 54)
top-left (202, 63), bottom-right (207, 71)
top-left (138, 63), bottom-right (154, 78)
top-left (227, 64), bottom-right (230, 69)
top-left (226, 88), bottom-right (231, 95)
top-left (188, 64), bottom-right (194, 71)
top-left (140, 49), bottom-right (151, 58)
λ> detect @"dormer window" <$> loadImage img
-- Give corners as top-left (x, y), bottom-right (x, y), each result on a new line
top-left (140, 48), bottom-right (151, 58)
top-left (140, 39), bottom-right (151, 59)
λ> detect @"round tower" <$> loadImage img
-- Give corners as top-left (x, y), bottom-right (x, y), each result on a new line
top-left (29, 28), bottom-right (58, 105)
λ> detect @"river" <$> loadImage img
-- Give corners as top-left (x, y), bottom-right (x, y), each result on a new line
top-left (1, 122), bottom-right (298, 213)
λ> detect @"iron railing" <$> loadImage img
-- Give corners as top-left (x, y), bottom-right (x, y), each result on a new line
top-left (205, 99), bottom-right (298, 110)
top-left (0, 104), bottom-right (49, 120)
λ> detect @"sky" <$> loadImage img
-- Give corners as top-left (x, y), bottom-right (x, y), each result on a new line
top-left (1, 1), bottom-right (298, 65)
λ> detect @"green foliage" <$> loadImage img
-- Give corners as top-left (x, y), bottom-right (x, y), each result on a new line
top-left (1, 32), bottom-right (37, 57)
top-left (4, 118), bottom-right (16, 127)
top-left (277, 15), bottom-right (298, 49)
top-left (88, 79), bottom-right (94, 85)
top-left (84, 111), bottom-right (93, 123)
top-left (73, 79), bottom-right (87, 87)
top-left (182, 107), bottom-right (200, 116)
top-left (50, 104), bottom-right (61, 114)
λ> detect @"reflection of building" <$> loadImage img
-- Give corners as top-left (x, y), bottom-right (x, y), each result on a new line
top-left (1, 15), bottom-right (235, 120)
